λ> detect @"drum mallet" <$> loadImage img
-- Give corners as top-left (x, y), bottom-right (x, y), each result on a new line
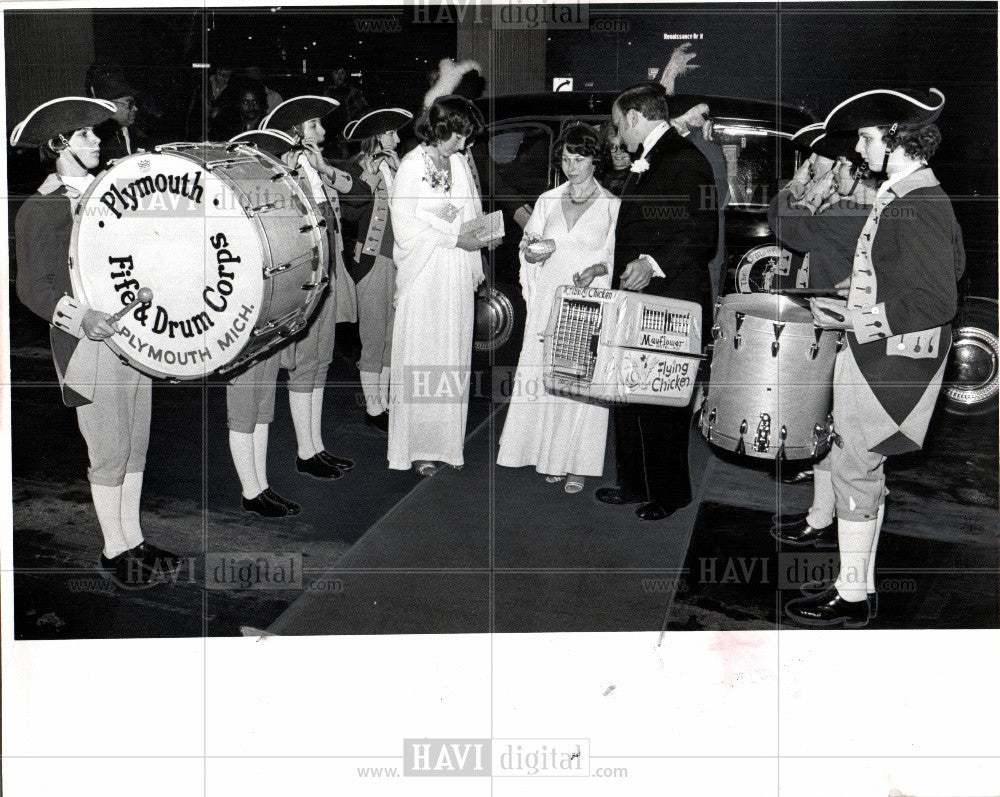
top-left (107, 287), bottom-right (153, 325)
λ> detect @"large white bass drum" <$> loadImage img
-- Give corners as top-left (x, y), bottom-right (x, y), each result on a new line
top-left (69, 142), bottom-right (329, 379)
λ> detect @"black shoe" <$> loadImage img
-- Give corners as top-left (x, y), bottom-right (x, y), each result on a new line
top-left (100, 547), bottom-right (157, 588)
top-left (770, 516), bottom-right (837, 548)
top-left (317, 451), bottom-right (355, 471)
top-left (635, 501), bottom-right (679, 521)
top-left (263, 488), bottom-right (301, 516)
top-left (801, 580), bottom-right (879, 619)
top-left (785, 586), bottom-right (871, 628)
top-left (595, 486), bottom-right (645, 505)
top-left (243, 491), bottom-right (290, 517)
top-left (781, 468), bottom-right (815, 485)
top-left (364, 411), bottom-right (389, 433)
top-left (133, 541), bottom-right (184, 573)
top-left (296, 455), bottom-right (344, 480)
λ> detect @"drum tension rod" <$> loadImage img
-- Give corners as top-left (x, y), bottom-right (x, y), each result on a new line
top-left (301, 277), bottom-right (330, 291)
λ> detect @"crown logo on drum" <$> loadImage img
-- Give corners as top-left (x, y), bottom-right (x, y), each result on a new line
top-left (138, 158), bottom-right (151, 173)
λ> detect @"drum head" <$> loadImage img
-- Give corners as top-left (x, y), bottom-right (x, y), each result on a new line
top-left (70, 149), bottom-right (267, 379)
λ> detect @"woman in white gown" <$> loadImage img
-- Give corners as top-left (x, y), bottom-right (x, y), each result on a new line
top-left (497, 123), bottom-right (621, 493)
top-left (387, 96), bottom-right (491, 475)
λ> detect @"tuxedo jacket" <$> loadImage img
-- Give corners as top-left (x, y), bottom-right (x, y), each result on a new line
top-left (614, 126), bottom-right (718, 319)
top-left (94, 119), bottom-right (149, 169)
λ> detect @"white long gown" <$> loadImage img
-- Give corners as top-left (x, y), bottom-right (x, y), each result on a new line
top-left (496, 181), bottom-right (620, 477)
top-left (387, 144), bottom-right (484, 470)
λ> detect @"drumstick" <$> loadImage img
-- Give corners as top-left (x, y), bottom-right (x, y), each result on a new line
top-left (107, 287), bottom-right (153, 325)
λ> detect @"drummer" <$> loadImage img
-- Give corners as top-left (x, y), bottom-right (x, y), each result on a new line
top-left (784, 88), bottom-right (964, 628)
top-left (223, 130), bottom-right (302, 518)
top-left (339, 108), bottom-right (413, 432)
top-left (12, 97), bottom-right (181, 587)
top-left (766, 125), bottom-right (878, 498)
top-left (258, 96), bottom-right (371, 479)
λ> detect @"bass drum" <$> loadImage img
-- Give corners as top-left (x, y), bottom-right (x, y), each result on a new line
top-left (69, 142), bottom-right (329, 379)
top-left (700, 293), bottom-right (838, 460)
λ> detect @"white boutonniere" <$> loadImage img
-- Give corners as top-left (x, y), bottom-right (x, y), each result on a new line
top-left (630, 157), bottom-right (650, 174)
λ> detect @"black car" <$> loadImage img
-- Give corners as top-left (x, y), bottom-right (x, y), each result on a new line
top-left (468, 90), bottom-right (998, 416)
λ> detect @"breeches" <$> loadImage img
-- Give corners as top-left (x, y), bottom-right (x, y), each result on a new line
top-left (356, 254), bottom-right (396, 372)
top-left (76, 346), bottom-right (151, 486)
top-left (227, 353), bottom-right (281, 432)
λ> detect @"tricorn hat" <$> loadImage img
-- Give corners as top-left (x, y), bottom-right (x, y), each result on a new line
top-left (228, 128), bottom-right (296, 157)
top-left (824, 88), bottom-right (945, 132)
top-left (343, 108), bottom-right (413, 141)
top-left (790, 122), bottom-right (860, 162)
top-left (259, 95), bottom-right (339, 133)
top-left (9, 97), bottom-right (117, 148)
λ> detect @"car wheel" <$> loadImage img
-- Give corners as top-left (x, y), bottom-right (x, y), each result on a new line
top-left (942, 297), bottom-right (999, 415)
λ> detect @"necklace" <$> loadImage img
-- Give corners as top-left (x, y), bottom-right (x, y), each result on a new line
top-left (567, 181), bottom-right (598, 205)
top-left (422, 145), bottom-right (451, 192)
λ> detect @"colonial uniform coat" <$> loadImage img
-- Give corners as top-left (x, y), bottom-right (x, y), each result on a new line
top-left (832, 166), bottom-right (964, 520)
top-left (341, 153), bottom-right (398, 374)
top-left (612, 125), bottom-right (717, 508)
top-left (15, 173), bottom-right (151, 486)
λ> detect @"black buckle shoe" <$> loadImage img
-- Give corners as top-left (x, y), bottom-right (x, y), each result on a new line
top-left (595, 486), bottom-right (645, 506)
top-left (243, 491), bottom-right (290, 517)
top-left (263, 488), bottom-right (301, 516)
top-left (133, 541), bottom-right (184, 574)
top-left (364, 411), bottom-right (389, 433)
top-left (100, 547), bottom-right (157, 588)
top-left (296, 455), bottom-right (344, 480)
top-left (801, 580), bottom-right (879, 619)
top-left (770, 516), bottom-right (837, 548)
top-left (785, 586), bottom-right (871, 628)
top-left (317, 451), bottom-right (355, 471)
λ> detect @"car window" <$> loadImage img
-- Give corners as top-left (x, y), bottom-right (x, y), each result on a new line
top-left (478, 122), bottom-right (554, 202)
top-left (713, 123), bottom-right (799, 208)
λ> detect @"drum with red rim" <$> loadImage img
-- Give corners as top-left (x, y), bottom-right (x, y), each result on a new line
top-left (69, 142), bottom-right (328, 379)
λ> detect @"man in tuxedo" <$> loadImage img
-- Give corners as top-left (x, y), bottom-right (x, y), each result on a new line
top-left (85, 63), bottom-right (148, 168)
top-left (596, 82), bottom-right (717, 521)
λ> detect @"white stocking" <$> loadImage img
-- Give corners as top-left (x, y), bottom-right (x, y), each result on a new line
top-left (379, 366), bottom-right (392, 412)
top-left (806, 460), bottom-right (835, 528)
top-left (288, 391), bottom-right (315, 459)
top-left (310, 386), bottom-right (326, 454)
top-left (229, 430), bottom-right (262, 499)
top-left (120, 471), bottom-right (145, 549)
top-left (360, 370), bottom-right (383, 415)
top-left (866, 503), bottom-right (886, 594)
top-left (834, 518), bottom-right (878, 602)
top-left (92, 483), bottom-right (128, 559)
top-left (252, 423), bottom-right (270, 492)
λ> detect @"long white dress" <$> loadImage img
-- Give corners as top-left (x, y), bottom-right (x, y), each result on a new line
top-left (497, 182), bottom-right (620, 477)
top-left (387, 144), bottom-right (484, 470)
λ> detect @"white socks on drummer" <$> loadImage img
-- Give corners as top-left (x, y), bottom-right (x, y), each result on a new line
top-left (289, 391), bottom-right (315, 459)
top-left (834, 517), bottom-right (879, 602)
top-left (230, 430), bottom-right (261, 499)
top-left (379, 366), bottom-right (391, 411)
top-left (92, 483), bottom-right (128, 559)
top-left (120, 472), bottom-right (145, 549)
top-left (310, 387), bottom-right (326, 454)
top-left (253, 423), bottom-right (270, 491)
top-left (806, 462), bottom-right (835, 529)
top-left (360, 370), bottom-right (383, 416)
top-left (866, 503), bottom-right (886, 594)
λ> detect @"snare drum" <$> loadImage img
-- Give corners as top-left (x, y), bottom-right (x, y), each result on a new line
top-left (69, 142), bottom-right (328, 379)
top-left (700, 293), bottom-right (838, 459)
